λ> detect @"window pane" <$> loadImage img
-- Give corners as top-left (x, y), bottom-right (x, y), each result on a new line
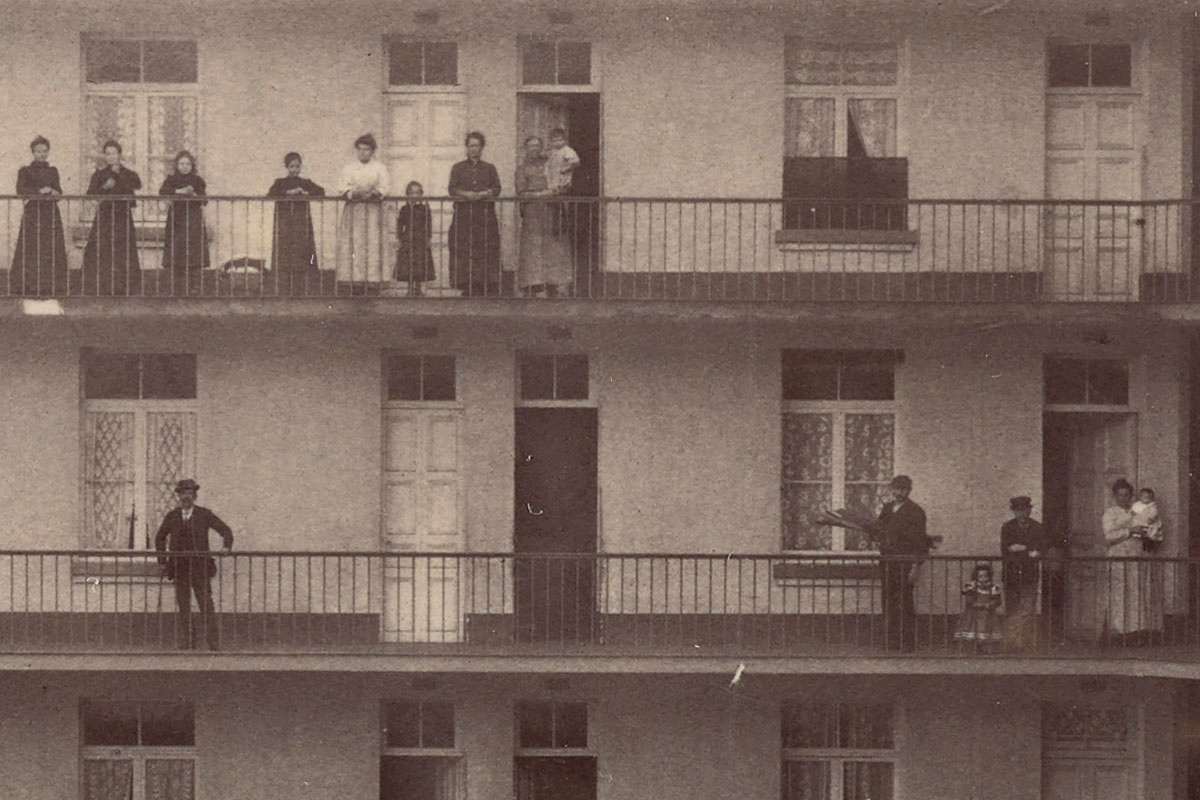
top-left (1087, 359), bottom-right (1128, 405)
top-left (785, 98), bottom-right (837, 159)
top-left (522, 40), bottom-right (556, 84)
top-left (519, 354), bottom-right (556, 400)
top-left (144, 759), bottom-right (195, 800)
top-left (517, 700), bottom-right (554, 748)
top-left (555, 702), bottom-right (588, 748)
top-left (85, 353), bottom-right (141, 399)
top-left (142, 354), bottom-right (197, 399)
top-left (143, 40), bottom-right (198, 83)
top-left (82, 700), bottom-right (139, 746)
top-left (782, 483), bottom-right (833, 550)
top-left (555, 355), bottom-right (589, 400)
top-left (843, 761), bottom-right (893, 800)
top-left (387, 355), bottom-right (423, 401)
top-left (389, 40), bottom-right (423, 85)
top-left (847, 100), bottom-right (897, 158)
top-left (86, 39), bottom-right (142, 83)
top-left (782, 413), bottom-right (833, 482)
top-left (140, 701), bottom-right (195, 746)
top-left (1091, 44), bottom-right (1131, 87)
top-left (844, 414), bottom-right (893, 481)
top-left (842, 44), bottom-right (898, 86)
top-left (782, 351), bottom-right (838, 400)
top-left (839, 704), bottom-right (894, 748)
top-left (557, 42), bottom-right (591, 84)
top-left (785, 39), bottom-right (841, 85)
top-left (422, 356), bottom-right (457, 401)
top-left (783, 703), bottom-right (837, 748)
top-left (783, 760), bottom-right (832, 800)
top-left (1044, 357), bottom-right (1087, 404)
top-left (839, 363), bottom-right (894, 400)
top-left (83, 759), bottom-right (135, 800)
top-left (421, 702), bottom-right (456, 748)
top-left (384, 701), bottom-right (422, 748)
top-left (1048, 43), bottom-right (1090, 87)
top-left (424, 42), bottom-right (458, 85)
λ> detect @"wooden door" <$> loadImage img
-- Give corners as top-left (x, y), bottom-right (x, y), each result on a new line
top-left (1045, 94), bottom-right (1141, 300)
top-left (382, 407), bottom-right (464, 641)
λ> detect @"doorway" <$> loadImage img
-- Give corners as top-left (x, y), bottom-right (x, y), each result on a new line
top-left (381, 756), bottom-right (462, 800)
top-left (513, 407), bottom-right (598, 643)
top-left (515, 757), bottom-right (597, 800)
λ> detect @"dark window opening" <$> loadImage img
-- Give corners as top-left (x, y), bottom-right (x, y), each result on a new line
top-left (82, 700), bottom-right (195, 747)
top-left (386, 354), bottom-right (457, 401)
top-left (1044, 357), bottom-right (1129, 405)
top-left (387, 39), bottom-right (459, 86)
top-left (519, 354), bottom-right (589, 401)
top-left (522, 39), bottom-right (591, 85)
top-left (782, 350), bottom-right (900, 401)
top-left (1048, 42), bottom-right (1132, 88)
top-left (517, 700), bottom-right (588, 749)
top-left (84, 353), bottom-right (197, 400)
top-left (85, 39), bottom-right (198, 84)
top-left (383, 701), bottom-right (455, 749)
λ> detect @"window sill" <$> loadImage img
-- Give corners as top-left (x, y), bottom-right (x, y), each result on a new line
top-left (71, 555), bottom-right (164, 583)
top-left (775, 229), bottom-right (919, 252)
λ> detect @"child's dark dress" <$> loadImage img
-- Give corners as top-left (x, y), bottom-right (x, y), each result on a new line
top-left (395, 202), bottom-right (435, 283)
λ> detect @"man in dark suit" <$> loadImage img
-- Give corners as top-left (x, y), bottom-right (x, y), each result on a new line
top-left (1000, 496), bottom-right (1047, 650)
top-left (154, 479), bottom-right (233, 650)
top-left (875, 475), bottom-right (929, 651)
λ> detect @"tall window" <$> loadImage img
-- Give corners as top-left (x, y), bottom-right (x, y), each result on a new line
top-left (515, 701), bottom-right (595, 800)
top-left (781, 350), bottom-right (899, 551)
top-left (381, 701), bottom-right (464, 800)
top-left (387, 39), bottom-right (459, 86)
top-left (784, 40), bottom-right (905, 230)
top-left (520, 37), bottom-right (592, 86)
top-left (82, 38), bottom-right (199, 220)
top-left (82, 351), bottom-right (198, 549)
top-left (81, 699), bottom-right (195, 800)
top-left (782, 701), bottom-right (896, 800)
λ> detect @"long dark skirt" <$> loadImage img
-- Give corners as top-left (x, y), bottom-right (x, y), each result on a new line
top-left (448, 203), bottom-right (501, 295)
top-left (10, 198), bottom-right (68, 295)
top-left (81, 201), bottom-right (141, 296)
top-left (271, 201), bottom-right (321, 295)
top-left (161, 201), bottom-right (209, 294)
top-left (395, 240), bottom-right (435, 283)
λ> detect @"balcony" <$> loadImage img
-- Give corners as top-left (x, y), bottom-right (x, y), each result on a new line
top-left (0, 195), bottom-right (1193, 305)
top-left (1, 551), bottom-right (1198, 664)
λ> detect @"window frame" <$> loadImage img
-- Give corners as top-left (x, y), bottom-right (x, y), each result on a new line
top-left (1042, 355), bottom-right (1131, 411)
top-left (781, 700), bottom-right (899, 800)
top-left (381, 700), bottom-right (461, 755)
top-left (518, 35), bottom-right (599, 92)
top-left (383, 36), bottom-right (462, 91)
top-left (80, 699), bottom-right (197, 800)
top-left (1045, 39), bottom-right (1139, 92)
top-left (515, 353), bottom-right (593, 406)
top-left (515, 700), bottom-right (592, 756)
top-left (383, 352), bottom-right (460, 405)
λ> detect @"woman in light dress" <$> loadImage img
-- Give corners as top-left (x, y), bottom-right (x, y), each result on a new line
top-left (1099, 478), bottom-right (1164, 645)
top-left (336, 133), bottom-right (389, 290)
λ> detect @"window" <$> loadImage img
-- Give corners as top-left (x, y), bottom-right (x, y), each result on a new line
top-left (515, 701), bottom-right (595, 800)
top-left (81, 700), bottom-right (195, 800)
top-left (386, 354), bottom-right (457, 401)
top-left (387, 39), bottom-right (459, 86)
top-left (782, 701), bottom-right (896, 800)
top-left (518, 354), bottom-right (588, 401)
top-left (1043, 357), bottom-right (1129, 405)
top-left (1042, 703), bottom-right (1132, 753)
top-left (517, 700), bottom-right (588, 749)
top-left (784, 40), bottom-right (905, 230)
top-left (521, 37), bottom-right (591, 85)
top-left (782, 350), bottom-right (899, 551)
top-left (1047, 42), bottom-right (1132, 88)
top-left (381, 701), bottom-right (464, 800)
top-left (82, 38), bottom-right (199, 220)
top-left (82, 351), bottom-right (198, 549)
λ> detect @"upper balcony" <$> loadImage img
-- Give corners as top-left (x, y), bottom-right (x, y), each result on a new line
top-left (0, 193), bottom-right (1194, 307)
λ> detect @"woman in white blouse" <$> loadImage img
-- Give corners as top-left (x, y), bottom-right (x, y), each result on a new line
top-left (336, 133), bottom-right (390, 289)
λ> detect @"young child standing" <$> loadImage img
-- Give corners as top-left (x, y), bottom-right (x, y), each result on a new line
top-left (545, 128), bottom-right (580, 195)
top-left (1131, 487), bottom-right (1163, 548)
top-left (394, 180), bottom-right (436, 294)
top-left (955, 563), bottom-right (1003, 651)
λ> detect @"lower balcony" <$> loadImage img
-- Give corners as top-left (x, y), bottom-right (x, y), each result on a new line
top-left (1, 551), bottom-right (1197, 664)
top-left (0, 196), bottom-right (1194, 304)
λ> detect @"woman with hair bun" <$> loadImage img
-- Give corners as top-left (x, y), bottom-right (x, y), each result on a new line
top-left (268, 152), bottom-right (325, 294)
top-left (335, 133), bottom-right (389, 291)
top-left (10, 135), bottom-right (68, 295)
top-left (158, 149), bottom-right (209, 294)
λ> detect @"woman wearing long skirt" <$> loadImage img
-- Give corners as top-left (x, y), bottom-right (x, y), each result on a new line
top-left (10, 135), bottom-right (68, 296)
top-left (268, 151), bottom-right (325, 295)
top-left (515, 136), bottom-right (573, 298)
top-left (159, 150), bottom-right (209, 296)
top-left (336, 133), bottom-right (389, 292)
top-left (1101, 478), bottom-right (1164, 645)
top-left (82, 139), bottom-right (142, 296)
top-left (448, 131), bottom-right (502, 296)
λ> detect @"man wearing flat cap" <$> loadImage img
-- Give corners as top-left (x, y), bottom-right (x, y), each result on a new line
top-left (875, 474), bottom-right (929, 651)
top-left (1000, 495), bottom-right (1046, 650)
top-left (154, 479), bottom-right (233, 650)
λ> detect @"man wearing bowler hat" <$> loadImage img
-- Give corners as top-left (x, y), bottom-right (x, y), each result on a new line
top-left (1000, 495), bottom-right (1047, 650)
top-left (874, 475), bottom-right (929, 652)
top-left (154, 479), bottom-right (233, 650)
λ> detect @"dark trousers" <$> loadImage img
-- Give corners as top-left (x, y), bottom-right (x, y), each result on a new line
top-left (171, 559), bottom-right (218, 649)
top-left (880, 561), bottom-right (917, 650)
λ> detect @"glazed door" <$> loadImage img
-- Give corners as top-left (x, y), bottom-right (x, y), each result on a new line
top-left (513, 408), bottom-right (598, 642)
top-left (1045, 94), bottom-right (1142, 300)
top-left (381, 406), bottom-right (464, 641)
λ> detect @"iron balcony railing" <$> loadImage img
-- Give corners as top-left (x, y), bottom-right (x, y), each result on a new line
top-left (1, 550), bottom-right (1197, 657)
top-left (0, 195), bottom-right (1194, 303)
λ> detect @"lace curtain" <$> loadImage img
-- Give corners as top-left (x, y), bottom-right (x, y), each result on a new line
top-left (85, 95), bottom-right (138, 165)
top-left (782, 761), bottom-right (831, 800)
top-left (782, 413), bottom-right (833, 550)
top-left (146, 412), bottom-right (196, 534)
top-left (83, 411), bottom-right (135, 549)
top-left (83, 760), bottom-right (133, 800)
top-left (145, 759), bottom-right (195, 800)
top-left (785, 98), bottom-right (836, 158)
top-left (847, 100), bottom-right (897, 158)
top-left (148, 96), bottom-right (198, 193)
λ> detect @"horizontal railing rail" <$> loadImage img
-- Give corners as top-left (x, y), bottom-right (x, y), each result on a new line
top-left (1, 550), bottom-right (1196, 657)
top-left (0, 194), bottom-right (1193, 302)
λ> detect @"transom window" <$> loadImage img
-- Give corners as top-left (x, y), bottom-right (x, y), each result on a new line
top-left (381, 701), bottom-right (464, 800)
top-left (520, 37), bottom-right (591, 85)
top-left (81, 700), bottom-right (195, 800)
top-left (782, 701), bottom-right (896, 800)
top-left (383, 700), bottom-right (456, 749)
top-left (518, 354), bottom-right (589, 401)
top-left (386, 354), bottom-right (457, 402)
top-left (1047, 42), bottom-right (1132, 88)
top-left (84, 353), bottom-right (197, 400)
top-left (517, 700), bottom-right (588, 749)
top-left (784, 39), bottom-right (905, 230)
top-left (782, 350), bottom-right (899, 552)
top-left (1042, 703), bottom-right (1132, 753)
top-left (1043, 357), bottom-right (1129, 406)
top-left (387, 39), bottom-right (459, 86)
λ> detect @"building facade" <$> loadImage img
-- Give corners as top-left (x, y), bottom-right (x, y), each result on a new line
top-left (0, 0), bottom-right (1198, 798)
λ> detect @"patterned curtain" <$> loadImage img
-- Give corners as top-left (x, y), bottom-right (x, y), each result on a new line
top-left (84, 411), bottom-right (136, 549)
top-left (843, 414), bottom-right (895, 551)
top-left (145, 412), bottom-right (197, 541)
top-left (83, 759), bottom-right (134, 800)
top-left (782, 760), bottom-right (831, 800)
top-left (782, 413), bottom-right (834, 550)
top-left (148, 96), bottom-right (199, 215)
top-left (847, 100), bottom-right (897, 158)
top-left (145, 759), bottom-right (195, 800)
top-left (85, 94), bottom-right (138, 165)
top-left (785, 98), bottom-right (837, 158)
top-left (843, 761), bottom-right (893, 800)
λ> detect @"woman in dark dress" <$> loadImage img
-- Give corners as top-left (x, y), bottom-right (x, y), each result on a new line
top-left (159, 150), bottom-right (209, 295)
top-left (82, 139), bottom-right (142, 296)
top-left (10, 135), bottom-right (69, 296)
top-left (448, 131), bottom-right (502, 296)
top-left (395, 180), bottom-right (436, 294)
top-left (268, 152), bottom-right (325, 295)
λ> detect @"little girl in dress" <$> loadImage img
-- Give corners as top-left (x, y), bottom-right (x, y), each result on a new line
top-left (955, 563), bottom-right (1003, 651)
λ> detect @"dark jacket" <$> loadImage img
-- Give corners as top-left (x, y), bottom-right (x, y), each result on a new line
top-left (154, 506), bottom-right (234, 579)
top-left (876, 499), bottom-right (929, 557)
top-left (1000, 517), bottom-right (1047, 589)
